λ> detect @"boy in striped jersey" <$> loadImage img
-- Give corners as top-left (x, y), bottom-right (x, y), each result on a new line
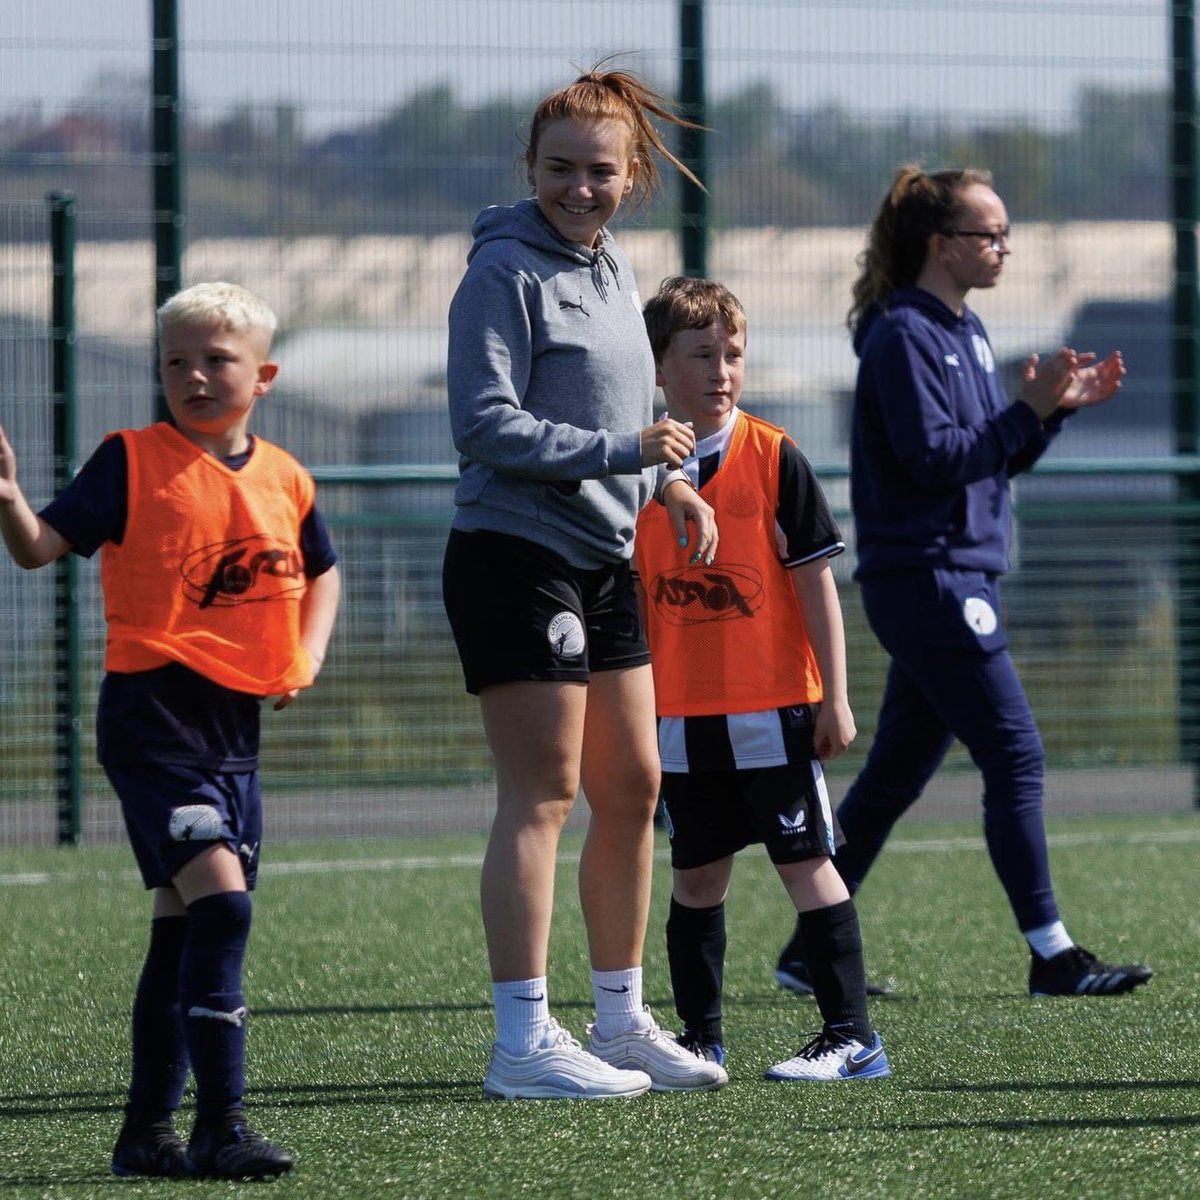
top-left (634, 276), bottom-right (888, 1082)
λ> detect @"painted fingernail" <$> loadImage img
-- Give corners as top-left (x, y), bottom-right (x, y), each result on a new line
top-left (689, 552), bottom-right (701, 564)
top-left (678, 536), bottom-right (688, 547)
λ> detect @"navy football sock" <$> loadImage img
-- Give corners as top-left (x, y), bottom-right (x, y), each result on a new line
top-left (127, 914), bottom-right (188, 1124)
top-left (181, 891), bottom-right (252, 1123)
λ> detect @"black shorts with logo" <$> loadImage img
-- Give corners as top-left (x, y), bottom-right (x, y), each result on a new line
top-left (442, 528), bottom-right (650, 695)
top-left (661, 758), bottom-right (845, 870)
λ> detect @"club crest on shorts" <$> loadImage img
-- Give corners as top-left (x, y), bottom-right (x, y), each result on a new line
top-left (547, 611), bottom-right (585, 658)
top-left (962, 595), bottom-right (998, 637)
top-left (168, 804), bottom-right (224, 843)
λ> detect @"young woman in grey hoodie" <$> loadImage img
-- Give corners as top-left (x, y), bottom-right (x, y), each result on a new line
top-left (443, 66), bottom-right (726, 1099)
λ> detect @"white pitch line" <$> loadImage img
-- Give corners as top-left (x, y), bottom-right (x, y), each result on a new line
top-left (4, 825), bottom-right (1199, 887)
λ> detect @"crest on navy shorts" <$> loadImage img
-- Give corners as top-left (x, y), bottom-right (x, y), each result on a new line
top-left (962, 595), bottom-right (998, 637)
top-left (168, 804), bottom-right (223, 842)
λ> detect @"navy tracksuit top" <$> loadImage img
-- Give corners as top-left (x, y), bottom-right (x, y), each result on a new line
top-left (849, 288), bottom-right (1064, 581)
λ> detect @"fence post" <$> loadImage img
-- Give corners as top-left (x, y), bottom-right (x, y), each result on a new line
top-left (152, 0), bottom-right (184, 423)
top-left (48, 191), bottom-right (81, 845)
top-left (1171, 1), bottom-right (1200, 805)
top-left (679, 0), bottom-right (707, 278)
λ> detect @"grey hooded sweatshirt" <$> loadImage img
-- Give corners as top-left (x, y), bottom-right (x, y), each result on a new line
top-left (446, 198), bottom-right (658, 569)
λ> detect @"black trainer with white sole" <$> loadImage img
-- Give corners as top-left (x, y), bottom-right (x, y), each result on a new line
top-left (1029, 945), bottom-right (1152, 996)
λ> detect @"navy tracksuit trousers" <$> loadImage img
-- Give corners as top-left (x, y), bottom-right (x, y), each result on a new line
top-left (836, 568), bottom-right (1059, 932)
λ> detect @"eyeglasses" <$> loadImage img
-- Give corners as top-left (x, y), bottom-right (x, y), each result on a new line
top-left (944, 227), bottom-right (1011, 253)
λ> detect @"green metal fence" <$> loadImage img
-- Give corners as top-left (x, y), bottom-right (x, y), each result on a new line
top-left (1, 1), bottom-right (1197, 844)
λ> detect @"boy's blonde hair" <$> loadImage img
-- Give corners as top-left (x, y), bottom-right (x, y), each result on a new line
top-left (156, 281), bottom-right (278, 347)
top-left (643, 275), bottom-right (746, 362)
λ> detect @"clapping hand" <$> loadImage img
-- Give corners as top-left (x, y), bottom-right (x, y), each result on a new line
top-left (1020, 347), bottom-right (1124, 420)
top-left (1060, 349), bottom-right (1125, 410)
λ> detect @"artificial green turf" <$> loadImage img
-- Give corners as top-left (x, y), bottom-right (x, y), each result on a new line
top-left (2, 814), bottom-right (1198, 1198)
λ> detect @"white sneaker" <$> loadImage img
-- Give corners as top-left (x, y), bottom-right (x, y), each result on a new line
top-left (587, 1007), bottom-right (728, 1091)
top-left (483, 1018), bottom-right (652, 1100)
top-left (764, 1026), bottom-right (890, 1082)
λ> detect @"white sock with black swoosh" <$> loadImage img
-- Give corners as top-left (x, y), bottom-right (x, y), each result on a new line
top-left (492, 976), bottom-right (550, 1054)
top-left (590, 966), bottom-right (651, 1037)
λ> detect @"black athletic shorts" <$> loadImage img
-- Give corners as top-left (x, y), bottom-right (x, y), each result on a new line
top-left (442, 528), bottom-right (650, 694)
top-left (661, 759), bottom-right (845, 870)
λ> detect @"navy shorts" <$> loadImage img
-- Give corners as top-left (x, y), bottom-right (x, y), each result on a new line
top-left (442, 528), bottom-right (650, 694)
top-left (106, 762), bottom-right (262, 891)
top-left (661, 759), bottom-right (844, 870)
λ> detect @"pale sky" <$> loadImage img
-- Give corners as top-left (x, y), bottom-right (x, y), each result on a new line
top-left (0, 0), bottom-right (1167, 133)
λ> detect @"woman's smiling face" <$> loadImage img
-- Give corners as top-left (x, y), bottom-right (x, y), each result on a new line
top-left (529, 117), bottom-right (635, 248)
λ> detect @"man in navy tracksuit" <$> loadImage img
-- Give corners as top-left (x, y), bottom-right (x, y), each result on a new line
top-left (776, 164), bottom-right (1152, 998)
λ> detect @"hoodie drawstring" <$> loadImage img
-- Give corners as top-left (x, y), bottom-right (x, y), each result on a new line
top-left (591, 244), bottom-right (620, 300)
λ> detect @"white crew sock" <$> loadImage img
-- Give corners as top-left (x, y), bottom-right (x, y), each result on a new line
top-left (590, 966), bottom-right (652, 1038)
top-left (1025, 920), bottom-right (1073, 960)
top-left (492, 976), bottom-right (550, 1054)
